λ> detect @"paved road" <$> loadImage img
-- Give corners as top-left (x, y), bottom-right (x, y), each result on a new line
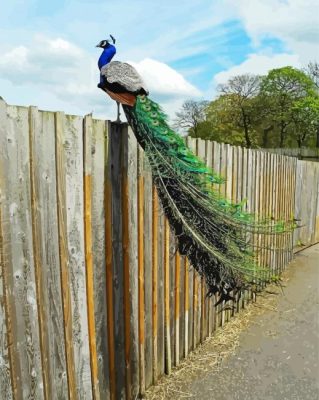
top-left (177, 245), bottom-right (319, 400)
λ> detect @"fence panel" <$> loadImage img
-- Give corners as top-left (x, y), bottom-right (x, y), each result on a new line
top-left (264, 148), bottom-right (319, 161)
top-left (0, 98), bottom-right (318, 399)
top-left (294, 160), bottom-right (319, 248)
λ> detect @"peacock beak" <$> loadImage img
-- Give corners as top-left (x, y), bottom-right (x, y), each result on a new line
top-left (95, 43), bottom-right (101, 48)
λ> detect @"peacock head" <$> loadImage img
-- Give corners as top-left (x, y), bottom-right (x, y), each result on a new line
top-left (96, 35), bottom-right (116, 49)
top-left (96, 40), bottom-right (110, 49)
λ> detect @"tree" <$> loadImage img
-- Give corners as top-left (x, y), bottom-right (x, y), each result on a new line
top-left (173, 100), bottom-right (209, 137)
top-left (200, 95), bottom-right (245, 144)
top-left (290, 97), bottom-right (319, 147)
top-left (217, 74), bottom-right (262, 147)
top-left (306, 61), bottom-right (319, 89)
top-left (305, 61), bottom-right (319, 147)
top-left (176, 66), bottom-right (319, 149)
top-left (260, 66), bottom-right (316, 147)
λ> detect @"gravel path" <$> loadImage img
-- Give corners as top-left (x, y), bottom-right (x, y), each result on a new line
top-left (171, 244), bottom-right (319, 400)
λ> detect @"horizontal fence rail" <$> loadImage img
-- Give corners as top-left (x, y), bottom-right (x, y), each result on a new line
top-left (264, 148), bottom-right (319, 161)
top-left (0, 99), bottom-right (318, 400)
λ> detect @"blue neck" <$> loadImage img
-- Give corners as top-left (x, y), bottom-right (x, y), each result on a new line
top-left (98, 45), bottom-right (116, 70)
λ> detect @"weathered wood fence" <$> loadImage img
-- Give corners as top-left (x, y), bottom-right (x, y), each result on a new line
top-left (294, 160), bottom-right (319, 247)
top-left (0, 99), bottom-right (318, 400)
top-left (264, 148), bottom-right (319, 161)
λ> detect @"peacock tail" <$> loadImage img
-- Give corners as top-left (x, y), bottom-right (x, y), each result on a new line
top-left (123, 95), bottom-right (293, 299)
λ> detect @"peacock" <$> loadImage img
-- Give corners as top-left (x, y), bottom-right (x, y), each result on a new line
top-left (96, 36), bottom-right (292, 303)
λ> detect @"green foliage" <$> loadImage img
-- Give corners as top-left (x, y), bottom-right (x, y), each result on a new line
top-left (180, 65), bottom-right (319, 148)
top-left (290, 96), bottom-right (319, 147)
top-left (261, 66), bottom-right (315, 98)
top-left (306, 61), bottom-right (319, 89)
top-left (124, 96), bottom-right (295, 289)
top-left (260, 66), bottom-right (317, 147)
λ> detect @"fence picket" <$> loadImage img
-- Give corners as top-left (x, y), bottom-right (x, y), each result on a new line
top-left (152, 186), bottom-right (158, 381)
top-left (30, 108), bottom-right (68, 399)
top-left (157, 211), bottom-right (165, 378)
top-left (143, 158), bottom-right (153, 388)
top-left (1, 104), bottom-right (44, 400)
top-left (0, 100), bottom-right (14, 400)
top-left (91, 119), bottom-right (110, 399)
top-left (137, 147), bottom-right (145, 395)
top-left (64, 114), bottom-right (92, 399)
top-left (127, 127), bottom-right (139, 398)
top-left (84, 115), bottom-right (100, 400)
top-left (164, 218), bottom-right (171, 374)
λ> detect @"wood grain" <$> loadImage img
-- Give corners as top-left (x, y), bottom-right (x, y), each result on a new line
top-left (91, 119), bottom-right (110, 400)
top-left (64, 114), bottom-right (92, 399)
top-left (0, 99), bottom-right (18, 400)
top-left (152, 186), bottom-right (158, 381)
top-left (127, 126), bottom-right (139, 399)
top-left (184, 258), bottom-right (189, 357)
top-left (83, 115), bottom-right (100, 400)
top-left (3, 104), bottom-right (44, 400)
top-left (105, 122), bottom-right (116, 400)
top-left (55, 111), bottom-right (78, 400)
top-left (30, 108), bottom-right (68, 400)
top-left (109, 123), bottom-right (126, 400)
top-left (143, 157), bottom-right (153, 388)
top-left (157, 202), bottom-right (165, 378)
top-left (120, 125), bottom-right (132, 400)
top-left (164, 219), bottom-right (171, 374)
top-left (174, 249), bottom-right (181, 366)
top-left (137, 147), bottom-right (146, 395)
top-left (0, 209), bottom-right (13, 400)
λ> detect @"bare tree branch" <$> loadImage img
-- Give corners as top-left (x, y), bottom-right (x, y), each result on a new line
top-left (173, 100), bottom-right (209, 137)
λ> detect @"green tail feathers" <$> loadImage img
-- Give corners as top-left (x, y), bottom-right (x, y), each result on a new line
top-left (123, 95), bottom-right (295, 295)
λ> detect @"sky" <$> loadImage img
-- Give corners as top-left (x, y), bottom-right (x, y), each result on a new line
top-left (0, 0), bottom-right (318, 120)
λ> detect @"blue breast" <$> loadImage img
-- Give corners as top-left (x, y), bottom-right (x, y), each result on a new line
top-left (98, 45), bottom-right (116, 70)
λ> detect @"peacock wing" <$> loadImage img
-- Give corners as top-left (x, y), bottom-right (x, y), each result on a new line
top-left (101, 61), bottom-right (149, 94)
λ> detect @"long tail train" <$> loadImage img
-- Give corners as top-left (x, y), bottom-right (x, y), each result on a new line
top-left (123, 95), bottom-right (294, 300)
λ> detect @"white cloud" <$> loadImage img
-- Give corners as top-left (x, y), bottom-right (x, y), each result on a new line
top-left (0, 35), bottom-right (201, 120)
top-left (211, 1), bottom-right (318, 91)
top-left (128, 59), bottom-right (202, 120)
top-left (213, 52), bottom-right (301, 84)
top-left (129, 58), bottom-right (201, 99)
top-left (225, 0), bottom-right (319, 60)
top-left (0, 36), bottom-right (85, 84)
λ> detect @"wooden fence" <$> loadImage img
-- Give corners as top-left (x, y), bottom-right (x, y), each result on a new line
top-left (293, 160), bottom-right (319, 247)
top-left (0, 99), bottom-right (318, 400)
top-left (264, 148), bottom-right (319, 161)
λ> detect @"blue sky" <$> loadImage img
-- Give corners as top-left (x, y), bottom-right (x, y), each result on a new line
top-left (0, 0), bottom-right (318, 120)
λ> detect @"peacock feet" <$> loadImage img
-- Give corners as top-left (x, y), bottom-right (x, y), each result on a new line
top-left (116, 101), bottom-right (121, 123)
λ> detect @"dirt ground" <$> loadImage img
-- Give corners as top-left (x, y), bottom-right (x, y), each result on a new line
top-left (146, 244), bottom-right (319, 400)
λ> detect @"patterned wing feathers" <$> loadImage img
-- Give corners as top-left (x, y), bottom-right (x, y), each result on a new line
top-left (101, 61), bottom-right (148, 94)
